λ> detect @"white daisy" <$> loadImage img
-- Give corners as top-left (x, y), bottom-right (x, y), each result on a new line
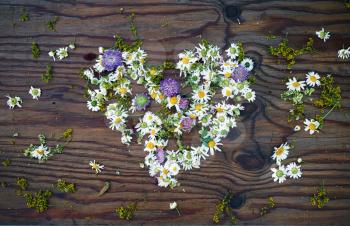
top-left (89, 160), bottom-right (104, 174)
top-left (286, 77), bottom-right (306, 91)
top-left (304, 118), bottom-right (320, 135)
top-left (168, 162), bottom-right (180, 176)
top-left (109, 115), bottom-right (125, 130)
top-left (272, 142), bottom-right (290, 162)
top-left (286, 162), bottom-right (302, 179)
top-left (166, 95), bottom-right (181, 111)
top-left (242, 88), bottom-right (256, 102)
top-left (315, 28), bottom-right (330, 42)
top-left (241, 58), bottom-right (254, 71)
top-left (176, 51), bottom-right (197, 74)
top-left (6, 95), bottom-right (22, 109)
top-left (69, 43), bottom-right (76, 50)
top-left (193, 86), bottom-right (210, 103)
top-left (31, 144), bottom-right (49, 160)
top-left (306, 72), bottom-right (320, 87)
top-left (191, 146), bottom-right (209, 160)
top-left (29, 86), bottom-right (41, 100)
top-left (297, 158), bottom-right (303, 163)
top-left (169, 201), bottom-right (177, 210)
top-left (271, 165), bottom-right (287, 183)
top-left (87, 99), bottom-right (100, 112)
top-left (338, 47), bottom-right (350, 60)
top-left (226, 43), bottom-right (240, 59)
top-left (294, 125), bottom-right (301, 131)
top-left (205, 138), bottom-right (222, 155)
top-left (144, 139), bottom-right (157, 152)
top-left (221, 86), bottom-right (234, 99)
top-left (56, 47), bottom-right (69, 60)
top-left (48, 51), bottom-right (56, 61)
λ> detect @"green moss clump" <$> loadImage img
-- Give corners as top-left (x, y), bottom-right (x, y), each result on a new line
top-left (32, 42), bottom-right (40, 59)
top-left (2, 159), bottom-right (11, 167)
top-left (313, 76), bottom-right (341, 109)
top-left (128, 13), bottom-right (138, 39)
top-left (47, 16), bottom-right (59, 31)
top-left (162, 60), bottom-right (176, 70)
top-left (269, 38), bottom-right (314, 69)
top-left (311, 183), bottom-right (329, 208)
top-left (1, 181), bottom-right (7, 188)
top-left (345, 1), bottom-right (350, 9)
top-left (260, 197), bottom-right (275, 216)
top-left (61, 128), bottom-right (73, 141)
top-left (212, 192), bottom-right (237, 224)
top-left (20, 8), bottom-right (29, 22)
top-left (25, 190), bottom-right (52, 213)
top-left (42, 63), bottom-right (53, 83)
top-left (56, 179), bottom-right (76, 193)
top-left (114, 35), bottom-right (142, 53)
top-left (116, 202), bottom-right (137, 220)
top-left (16, 177), bottom-right (28, 191)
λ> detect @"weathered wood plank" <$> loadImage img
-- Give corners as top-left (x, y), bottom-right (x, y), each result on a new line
top-left (0, 0), bottom-right (350, 224)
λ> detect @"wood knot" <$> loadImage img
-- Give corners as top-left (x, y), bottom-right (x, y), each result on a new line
top-left (84, 53), bottom-right (97, 61)
top-left (229, 193), bottom-right (245, 209)
top-left (225, 5), bottom-right (241, 21)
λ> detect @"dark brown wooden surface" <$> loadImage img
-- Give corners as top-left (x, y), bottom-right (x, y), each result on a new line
top-left (0, 0), bottom-right (350, 225)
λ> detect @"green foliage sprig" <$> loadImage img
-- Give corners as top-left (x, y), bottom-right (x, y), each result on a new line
top-left (311, 182), bottom-right (329, 208)
top-left (269, 38), bottom-right (314, 69)
top-left (56, 179), bottom-right (76, 193)
top-left (32, 42), bottom-right (40, 59)
top-left (212, 192), bottom-right (237, 225)
top-left (20, 8), bottom-right (29, 22)
top-left (128, 13), bottom-right (138, 39)
top-left (114, 35), bottom-right (142, 53)
top-left (25, 190), bottom-right (52, 213)
top-left (16, 177), bottom-right (28, 191)
top-left (2, 159), bottom-right (11, 167)
top-left (47, 16), bottom-right (59, 31)
top-left (42, 63), bottom-right (53, 83)
top-left (260, 197), bottom-right (276, 216)
top-left (116, 202), bottom-right (137, 220)
top-left (313, 75), bottom-right (341, 109)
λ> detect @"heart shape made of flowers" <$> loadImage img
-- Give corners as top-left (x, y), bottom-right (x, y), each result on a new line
top-left (82, 37), bottom-right (256, 188)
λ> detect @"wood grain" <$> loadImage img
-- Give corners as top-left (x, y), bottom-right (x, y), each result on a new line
top-left (0, 0), bottom-right (350, 224)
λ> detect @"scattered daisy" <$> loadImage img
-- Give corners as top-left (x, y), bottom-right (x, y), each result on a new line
top-left (89, 160), bottom-right (104, 174)
top-left (315, 28), bottom-right (330, 42)
top-left (226, 43), bottom-right (240, 59)
top-left (56, 47), bottom-right (69, 60)
top-left (6, 95), bottom-right (22, 109)
top-left (271, 165), bottom-right (287, 183)
top-left (272, 142), bottom-right (290, 162)
top-left (304, 118), bottom-right (320, 135)
top-left (48, 51), bottom-right (56, 61)
top-left (169, 201), bottom-right (180, 215)
top-left (338, 47), bottom-right (350, 60)
top-left (31, 144), bottom-right (50, 160)
top-left (205, 137), bottom-right (222, 155)
top-left (286, 162), bottom-right (302, 179)
top-left (286, 77), bottom-right (306, 91)
top-left (297, 158), bottom-right (303, 163)
top-left (294, 125), bottom-right (301, 131)
top-left (241, 58), bottom-right (254, 71)
top-left (306, 72), bottom-right (320, 87)
top-left (29, 86), bottom-right (41, 100)
top-left (69, 43), bottom-right (76, 49)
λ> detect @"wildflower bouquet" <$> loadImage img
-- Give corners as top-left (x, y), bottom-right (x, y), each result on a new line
top-left (82, 37), bottom-right (256, 188)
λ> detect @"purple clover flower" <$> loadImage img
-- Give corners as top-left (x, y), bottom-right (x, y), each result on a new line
top-left (179, 97), bottom-right (189, 110)
top-left (180, 117), bottom-right (196, 132)
top-left (160, 77), bottom-right (180, 97)
top-left (231, 65), bottom-right (249, 82)
top-left (156, 148), bottom-right (165, 163)
top-left (132, 93), bottom-right (151, 111)
top-left (102, 49), bottom-right (123, 71)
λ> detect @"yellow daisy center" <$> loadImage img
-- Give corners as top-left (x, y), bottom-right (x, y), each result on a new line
top-left (292, 82), bottom-right (300, 88)
top-left (181, 56), bottom-right (190, 64)
top-left (225, 89), bottom-right (232, 96)
top-left (195, 104), bottom-right (202, 111)
top-left (170, 96), bottom-right (178, 105)
top-left (310, 76), bottom-right (317, 82)
top-left (150, 68), bottom-right (157, 76)
top-left (217, 107), bottom-right (223, 113)
top-left (208, 140), bottom-right (216, 148)
top-left (190, 114), bottom-right (196, 119)
top-left (114, 117), bottom-right (122, 124)
top-left (309, 122), bottom-right (316, 131)
top-left (119, 87), bottom-right (127, 95)
top-left (275, 147), bottom-right (285, 156)
top-left (36, 149), bottom-right (44, 155)
top-left (146, 142), bottom-right (155, 149)
top-left (162, 168), bottom-right (169, 175)
top-left (224, 72), bottom-right (231, 78)
top-left (198, 90), bottom-right (205, 98)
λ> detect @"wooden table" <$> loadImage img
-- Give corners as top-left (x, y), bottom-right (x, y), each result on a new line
top-left (0, 0), bottom-right (349, 225)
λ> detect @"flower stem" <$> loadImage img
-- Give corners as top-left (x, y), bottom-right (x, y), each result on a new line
top-left (176, 207), bottom-right (181, 216)
top-left (320, 103), bottom-right (338, 121)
